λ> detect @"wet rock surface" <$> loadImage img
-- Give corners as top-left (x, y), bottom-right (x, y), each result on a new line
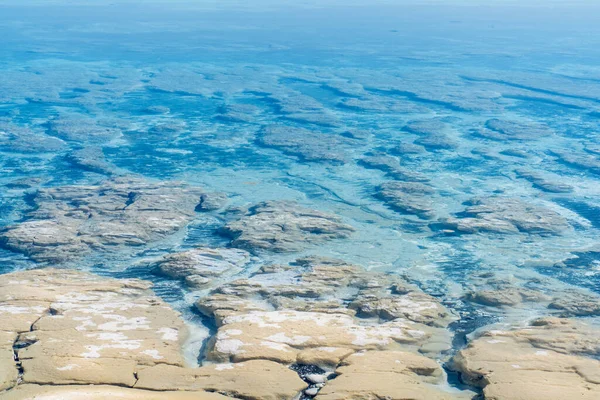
top-left (66, 146), bottom-right (117, 176)
top-left (219, 201), bottom-right (356, 252)
top-left (0, 177), bottom-right (210, 264)
top-left (451, 318), bottom-right (600, 400)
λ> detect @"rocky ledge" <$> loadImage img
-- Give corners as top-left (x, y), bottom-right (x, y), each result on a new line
top-left (0, 269), bottom-right (304, 400)
top-left (0, 268), bottom-right (473, 400)
top-left (3, 262), bottom-right (595, 399)
top-left (450, 318), bottom-right (600, 400)
top-left (192, 257), bottom-right (470, 398)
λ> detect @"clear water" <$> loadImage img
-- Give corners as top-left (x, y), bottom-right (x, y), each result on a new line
top-left (1, 0), bottom-right (600, 364)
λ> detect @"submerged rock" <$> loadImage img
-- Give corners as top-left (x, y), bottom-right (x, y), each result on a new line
top-left (215, 103), bottom-right (261, 124)
top-left (66, 146), bottom-right (117, 175)
top-left (375, 181), bottom-right (436, 219)
top-left (0, 120), bottom-right (66, 153)
top-left (549, 150), bottom-right (600, 176)
top-left (515, 169), bottom-right (573, 193)
top-left (548, 290), bottom-right (600, 316)
top-left (404, 120), bottom-right (457, 151)
top-left (466, 287), bottom-right (550, 307)
top-left (154, 247), bottom-right (251, 288)
top-left (359, 154), bottom-right (402, 174)
top-left (283, 112), bottom-right (340, 127)
top-left (414, 133), bottom-right (457, 151)
top-left (0, 177), bottom-right (210, 264)
top-left (219, 201), bottom-right (355, 252)
top-left (196, 192), bottom-right (228, 212)
top-left (391, 141), bottom-right (426, 155)
top-left (46, 116), bottom-right (124, 143)
top-left (144, 105), bottom-right (171, 114)
top-left (500, 148), bottom-right (530, 159)
top-left (451, 318), bottom-right (600, 400)
top-left (474, 118), bottom-right (553, 141)
top-left (404, 120), bottom-right (446, 136)
top-left (464, 274), bottom-right (600, 317)
top-left (257, 125), bottom-right (349, 164)
top-left (359, 154), bottom-right (430, 182)
top-left (438, 197), bottom-right (570, 235)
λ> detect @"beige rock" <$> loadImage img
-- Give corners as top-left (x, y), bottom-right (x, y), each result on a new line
top-left (297, 347), bottom-right (354, 368)
top-left (0, 302), bottom-right (49, 332)
top-left (0, 332), bottom-right (17, 391)
top-left (316, 351), bottom-right (472, 399)
top-left (0, 269), bottom-right (187, 390)
top-left (205, 310), bottom-right (448, 366)
top-left (20, 357), bottom-right (138, 387)
top-left (451, 318), bottom-right (600, 400)
top-left (0, 348), bottom-right (17, 392)
top-left (136, 360), bottom-right (307, 400)
top-left (196, 293), bottom-right (270, 326)
top-left (196, 258), bottom-right (455, 367)
top-left (0, 384), bottom-right (230, 400)
top-left (1, 269), bottom-right (312, 400)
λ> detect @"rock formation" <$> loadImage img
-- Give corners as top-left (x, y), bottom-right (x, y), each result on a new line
top-left (0, 177), bottom-right (212, 264)
top-left (154, 247), bottom-right (251, 288)
top-left (451, 318), bottom-right (600, 400)
top-left (375, 181), bottom-right (436, 218)
top-left (0, 269), bottom-right (308, 399)
top-left (219, 201), bottom-right (355, 252)
top-left (437, 197), bottom-right (570, 235)
top-left (192, 257), bottom-right (469, 398)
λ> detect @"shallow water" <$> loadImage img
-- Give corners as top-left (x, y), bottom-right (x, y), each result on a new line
top-left (1, 0), bottom-right (600, 382)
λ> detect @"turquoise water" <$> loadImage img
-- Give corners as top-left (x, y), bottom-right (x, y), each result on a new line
top-left (1, 0), bottom-right (600, 366)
